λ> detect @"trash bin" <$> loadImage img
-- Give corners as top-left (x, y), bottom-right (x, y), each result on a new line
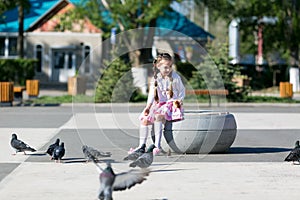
top-left (279, 82), bottom-right (293, 98)
top-left (68, 76), bottom-right (86, 96)
top-left (0, 82), bottom-right (14, 106)
top-left (26, 80), bottom-right (39, 98)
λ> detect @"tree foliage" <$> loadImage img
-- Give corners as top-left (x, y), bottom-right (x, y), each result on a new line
top-left (0, 58), bottom-right (37, 85)
top-left (0, 0), bottom-right (30, 58)
top-left (197, 0), bottom-right (300, 66)
top-left (74, 0), bottom-right (180, 66)
top-left (95, 56), bottom-right (136, 103)
top-left (188, 42), bottom-right (249, 101)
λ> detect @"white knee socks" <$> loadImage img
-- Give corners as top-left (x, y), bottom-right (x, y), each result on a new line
top-left (154, 121), bottom-right (163, 148)
top-left (139, 123), bottom-right (163, 148)
top-left (139, 125), bottom-right (149, 147)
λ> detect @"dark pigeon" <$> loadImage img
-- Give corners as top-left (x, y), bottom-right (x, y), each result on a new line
top-left (82, 145), bottom-right (111, 162)
top-left (129, 144), bottom-right (155, 168)
top-left (46, 138), bottom-right (60, 158)
top-left (52, 142), bottom-right (65, 163)
top-left (95, 162), bottom-right (149, 200)
top-left (284, 140), bottom-right (300, 164)
top-left (10, 133), bottom-right (36, 155)
top-left (123, 144), bottom-right (146, 161)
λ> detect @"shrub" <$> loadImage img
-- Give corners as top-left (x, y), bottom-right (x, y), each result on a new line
top-left (0, 59), bottom-right (37, 85)
top-left (95, 57), bottom-right (142, 103)
top-left (188, 42), bottom-right (249, 102)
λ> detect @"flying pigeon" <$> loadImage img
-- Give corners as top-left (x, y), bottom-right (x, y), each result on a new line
top-left (82, 145), bottom-right (111, 162)
top-left (129, 144), bottom-right (155, 168)
top-left (284, 140), bottom-right (300, 164)
top-left (46, 138), bottom-right (60, 158)
top-left (10, 133), bottom-right (36, 155)
top-left (52, 142), bottom-right (65, 163)
top-left (123, 144), bottom-right (146, 161)
top-left (94, 161), bottom-right (149, 200)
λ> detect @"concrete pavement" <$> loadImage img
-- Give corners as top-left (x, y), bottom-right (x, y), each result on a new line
top-left (1, 161), bottom-right (300, 200)
top-left (0, 105), bottom-right (300, 199)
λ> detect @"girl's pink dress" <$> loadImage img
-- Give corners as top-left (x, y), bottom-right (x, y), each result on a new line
top-left (139, 100), bottom-right (184, 124)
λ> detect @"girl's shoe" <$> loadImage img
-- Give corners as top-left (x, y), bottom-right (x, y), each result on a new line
top-left (153, 147), bottom-right (161, 156)
top-left (128, 147), bottom-right (136, 154)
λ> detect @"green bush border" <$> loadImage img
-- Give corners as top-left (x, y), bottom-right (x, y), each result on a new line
top-left (0, 59), bottom-right (37, 85)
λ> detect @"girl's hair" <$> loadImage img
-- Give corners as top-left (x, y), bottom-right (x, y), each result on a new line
top-left (153, 53), bottom-right (173, 102)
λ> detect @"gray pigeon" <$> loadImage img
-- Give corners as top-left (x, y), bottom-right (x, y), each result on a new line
top-left (129, 144), bottom-right (155, 168)
top-left (123, 144), bottom-right (146, 161)
top-left (284, 140), bottom-right (300, 164)
top-left (52, 142), bottom-right (65, 163)
top-left (82, 145), bottom-right (111, 162)
top-left (46, 138), bottom-right (60, 158)
top-left (10, 133), bottom-right (36, 155)
top-left (95, 162), bottom-right (149, 200)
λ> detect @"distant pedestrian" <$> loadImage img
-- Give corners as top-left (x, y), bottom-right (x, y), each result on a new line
top-left (128, 52), bottom-right (185, 155)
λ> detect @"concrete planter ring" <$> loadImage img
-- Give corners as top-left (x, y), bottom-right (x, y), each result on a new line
top-left (158, 110), bottom-right (237, 154)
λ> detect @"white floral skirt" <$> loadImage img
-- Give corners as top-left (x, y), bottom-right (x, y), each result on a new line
top-left (139, 100), bottom-right (184, 124)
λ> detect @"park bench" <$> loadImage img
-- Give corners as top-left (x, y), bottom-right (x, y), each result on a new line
top-left (186, 89), bottom-right (229, 107)
top-left (14, 86), bottom-right (26, 101)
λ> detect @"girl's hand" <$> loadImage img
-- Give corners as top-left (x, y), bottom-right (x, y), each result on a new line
top-left (143, 108), bottom-right (150, 116)
top-left (143, 104), bottom-right (152, 116)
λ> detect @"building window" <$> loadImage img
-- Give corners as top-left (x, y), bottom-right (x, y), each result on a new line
top-left (68, 52), bottom-right (73, 69)
top-left (0, 36), bottom-right (17, 57)
top-left (8, 38), bottom-right (17, 56)
top-left (83, 45), bottom-right (90, 73)
top-left (0, 37), bottom-right (5, 56)
top-left (35, 45), bottom-right (43, 73)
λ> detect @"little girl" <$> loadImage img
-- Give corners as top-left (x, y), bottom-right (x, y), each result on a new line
top-left (129, 52), bottom-right (185, 155)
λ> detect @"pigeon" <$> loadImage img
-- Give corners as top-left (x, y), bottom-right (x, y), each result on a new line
top-left (10, 133), bottom-right (36, 155)
top-left (129, 144), bottom-right (155, 168)
top-left (123, 144), bottom-right (146, 161)
top-left (284, 140), bottom-right (300, 164)
top-left (46, 138), bottom-right (60, 158)
top-left (52, 142), bottom-right (65, 163)
top-left (82, 145), bottom-right (111, 162)
top-left (94, 161), bottom-right (149, 200)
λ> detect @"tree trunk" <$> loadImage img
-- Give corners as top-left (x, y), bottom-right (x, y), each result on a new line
top-left (129, 50), bottom-right (141, 67)
top-left (17, 4), bottom-right (24, 58)
top-left (140, 19), bottom-right (156, 64)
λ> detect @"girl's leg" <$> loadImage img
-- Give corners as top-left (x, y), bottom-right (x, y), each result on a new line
top-left (139, 125), bottom-right (149, 147)
top-left (154, 120), bottom-right (163, 148)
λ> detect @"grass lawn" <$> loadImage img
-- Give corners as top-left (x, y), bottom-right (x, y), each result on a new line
top-left (22, 93), bottom-right (300, 104)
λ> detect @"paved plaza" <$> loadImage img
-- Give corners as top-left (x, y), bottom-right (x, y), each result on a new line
top-left (0, 103), bottom-right (300, 199)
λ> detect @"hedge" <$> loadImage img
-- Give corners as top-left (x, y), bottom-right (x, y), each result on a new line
top-left (0, 59), bottom-right (37, 85)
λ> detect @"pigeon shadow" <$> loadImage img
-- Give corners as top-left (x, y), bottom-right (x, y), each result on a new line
top-left (228, 147), bottom-right (292, 154)
top-left (150, 163), bottom-right (172, 167)
top-left (150, 199), bottom-right (168, 200)
top-left (150, 168), bottom-right (188, 173)
top-left (63, 158), bottom-right (116, 164)
top-left (30, 152), bottom-right (47, 156)
top-left (61, 157), bottom-right (86, 163)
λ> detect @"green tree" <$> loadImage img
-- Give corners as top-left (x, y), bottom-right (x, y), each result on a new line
top-left (95, 56), bottom-right (136, 103)
top-left (0, 0), bottom-right (30, 58)
top-left (198, 0), bottom-right (300, 67)
top-left (189, 42), bottom-right (248, 101)
top-left (74, 0), bottom-right (180, 66)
